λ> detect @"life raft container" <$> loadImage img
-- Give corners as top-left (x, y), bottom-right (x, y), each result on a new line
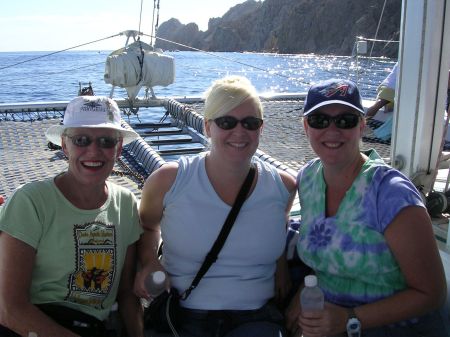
top-left (104, 40), bottom-right (175, 101)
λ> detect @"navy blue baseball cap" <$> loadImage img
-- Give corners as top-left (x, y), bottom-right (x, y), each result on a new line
top-left (303, 79), bottom-right (365, 116)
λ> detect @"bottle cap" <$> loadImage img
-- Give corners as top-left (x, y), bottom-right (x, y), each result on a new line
top-left (152, 271), bottom-right (166, 285)
top-left (304, 275), bottom-right (317, 287)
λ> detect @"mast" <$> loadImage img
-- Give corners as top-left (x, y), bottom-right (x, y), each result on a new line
top-left (391, 0), bottom-right (450, 195)
top-left (150, 0), bottom-right (161, 47)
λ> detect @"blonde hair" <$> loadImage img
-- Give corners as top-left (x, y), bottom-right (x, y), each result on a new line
top-left (203, 76), bottom-right (263, 120)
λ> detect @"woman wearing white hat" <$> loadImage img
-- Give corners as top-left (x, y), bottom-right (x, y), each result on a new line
top-left (0, 96), bottom-right (144, 337)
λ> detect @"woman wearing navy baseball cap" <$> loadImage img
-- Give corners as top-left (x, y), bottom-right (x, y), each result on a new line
top-left (286, 79), bottom-right (448, 337)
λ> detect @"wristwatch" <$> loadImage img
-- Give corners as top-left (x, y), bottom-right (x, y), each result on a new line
top-left (346, 308), bottom-right (361, 337)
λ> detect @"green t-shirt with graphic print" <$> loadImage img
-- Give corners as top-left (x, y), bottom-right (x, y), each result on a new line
top-left (0, 178), bottom-right (142, 321)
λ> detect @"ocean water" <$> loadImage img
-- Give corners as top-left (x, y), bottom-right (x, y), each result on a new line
top-left (0, 50), bottom-right (396, 104)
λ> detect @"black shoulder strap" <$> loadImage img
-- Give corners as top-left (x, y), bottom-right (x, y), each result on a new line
top-left (181, 166), bottom-right (256, 300)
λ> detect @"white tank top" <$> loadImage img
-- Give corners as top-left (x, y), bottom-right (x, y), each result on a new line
top-left (161, 153), bottom-right (290, 310)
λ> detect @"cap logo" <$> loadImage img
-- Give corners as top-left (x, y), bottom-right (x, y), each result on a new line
top-left (80, 99), bottom-right (104, 112)
top-left (319, 82), bottom-right (349, 98)
top-left (79, 98), bottom-right (116, 122)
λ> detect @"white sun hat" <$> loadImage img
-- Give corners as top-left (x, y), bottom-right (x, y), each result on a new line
top-left (45, 96), bottom-right (139, 146)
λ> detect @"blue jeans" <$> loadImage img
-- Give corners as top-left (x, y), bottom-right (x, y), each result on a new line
top-left (145, 302), bottom-right (285, 337)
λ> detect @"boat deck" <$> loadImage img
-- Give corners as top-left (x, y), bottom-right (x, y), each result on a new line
top-left (0, 118), bottom-right (143, 200)
top-left (0, 98), bottom-right (392, 197)
top-left (0, 98), bottom-right (448, 248)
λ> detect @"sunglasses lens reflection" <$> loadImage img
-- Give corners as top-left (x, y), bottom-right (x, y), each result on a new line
top-left (69, 135), bottom-right (118, 148)
top-left (98, 137), bottom-right (119, 148)
top-left (215, 116), bottom-right (238, 130)
top-left (307, 113), bottom-right (360, 129)
top-left (214, 116), bottom-right (263, 131)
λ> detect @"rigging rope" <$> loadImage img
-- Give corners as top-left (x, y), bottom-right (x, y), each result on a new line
top-left (155, 0), bottom-right (161, 34)
top-left (137, 40), bottom-right (145, 84)
top-left (370, 0), bottom-right (388, 57)
top-left (0, 33), bottom-right (122, 71)
top-left (138, 0), bottom-right (144, 35)
top-left (150, 0), bottom-right (161, 46)
top-left (9, 61), bottom-right (105, 81)
top-left (150, 0), bottom-right (157, 46)
top-left (361, 37), bottom-right (399, 43)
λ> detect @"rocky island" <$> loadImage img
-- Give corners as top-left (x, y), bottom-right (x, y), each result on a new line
top-left (155, 0), bottom-right (401, 57)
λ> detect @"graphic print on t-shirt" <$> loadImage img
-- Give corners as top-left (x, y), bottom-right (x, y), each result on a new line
top-left (66, 221), bottom-right (116, 308)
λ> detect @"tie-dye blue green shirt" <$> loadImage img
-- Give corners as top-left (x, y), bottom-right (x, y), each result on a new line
top-left (296, 149), bottom-right (424, 307)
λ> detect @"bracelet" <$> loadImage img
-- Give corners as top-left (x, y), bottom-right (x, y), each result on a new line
top-left (347, 307), bottom-right (357, 320)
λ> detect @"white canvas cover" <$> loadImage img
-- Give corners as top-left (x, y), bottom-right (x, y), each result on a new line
top-left (104, 41), bottom-right (175, 100)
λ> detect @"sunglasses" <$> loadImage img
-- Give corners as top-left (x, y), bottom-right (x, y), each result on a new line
top-left (212, 116), bottom-right (263, 131)
top-left (67, 135), bottom-right (120, 149)
top-left (306, 113), bottom-right (361, 129)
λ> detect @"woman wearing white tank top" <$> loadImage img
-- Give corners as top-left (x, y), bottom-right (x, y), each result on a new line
top-left (135, 75), bottom-right (297, 337)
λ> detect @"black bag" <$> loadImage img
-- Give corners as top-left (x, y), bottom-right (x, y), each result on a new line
top-left (144, 287), bottom-right (182, 332)
top-left (0, 304), bottom-right (107, 337)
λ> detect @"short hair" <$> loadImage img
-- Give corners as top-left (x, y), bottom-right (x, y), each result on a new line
top-left (203, 76), bottom-right (263, 120)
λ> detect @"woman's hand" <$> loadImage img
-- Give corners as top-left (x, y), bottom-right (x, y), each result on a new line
top-left (133, 267), bottom-right (150, 300)
top-left (133, 264), bottom-right (167, 300)
top-left (299, 302), bottom-right (348, 337)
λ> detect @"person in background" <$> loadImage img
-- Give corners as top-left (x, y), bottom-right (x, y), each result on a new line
top-left (286, 79), bottom-right (448, 336)
top-left (0, 96), bottom-right (144, 337)
top-left (366, 62), bottom-right (398, 118)
top-left (134, 75), bottom-right (297, 337)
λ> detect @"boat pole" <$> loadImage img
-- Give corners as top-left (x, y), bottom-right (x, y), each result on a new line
top-left (391, 0), bottom-right (450, 195)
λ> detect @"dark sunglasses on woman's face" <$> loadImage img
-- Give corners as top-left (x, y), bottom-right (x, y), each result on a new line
top-left (306, 113), bottom-right (361, 129)
top-left (212, 116), bottom-right (263, 131)
top-left (67, 135), bottom-right (120, 149)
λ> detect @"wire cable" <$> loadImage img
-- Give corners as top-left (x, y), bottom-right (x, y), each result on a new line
top-left (150, 0), bottom-right (157, 46)
top-left (370, 0), bottom-right (388, 57)
top-left (138, 0), bottom-right (144, 35)
top-left (0, 33), bottom-right (121, 71)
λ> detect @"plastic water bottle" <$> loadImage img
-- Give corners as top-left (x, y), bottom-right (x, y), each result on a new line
top-left (300, 275), bottom-right (324, 311)
top-left (294, 275), bottom-right (324, 336)
top-left (142, 270), bottom-right (166, 307)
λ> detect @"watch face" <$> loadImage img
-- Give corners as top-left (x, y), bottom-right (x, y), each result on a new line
top-left (346, 318), bottom-right (361, 337)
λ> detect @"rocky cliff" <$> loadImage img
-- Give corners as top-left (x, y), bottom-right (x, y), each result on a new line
top-left (155, 0), bottom-right (401, 57)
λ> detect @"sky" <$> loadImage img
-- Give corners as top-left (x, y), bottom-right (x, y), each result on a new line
top-left (0, 0), bottom-right (249, 52)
